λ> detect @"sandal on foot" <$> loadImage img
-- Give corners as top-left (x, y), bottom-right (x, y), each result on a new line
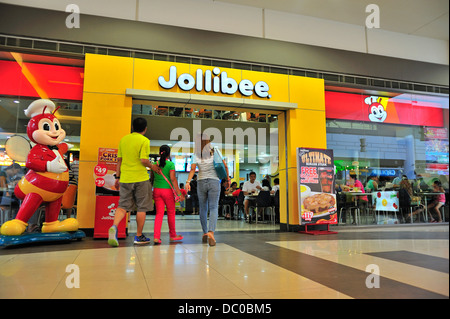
top-left (207, 232), bottom-right (216, 246)
top-left (170, 234), bottom-right (184, 242)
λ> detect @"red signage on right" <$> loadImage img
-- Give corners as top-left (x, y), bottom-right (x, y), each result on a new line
top-left (325, 91), bottom-right (445, 127)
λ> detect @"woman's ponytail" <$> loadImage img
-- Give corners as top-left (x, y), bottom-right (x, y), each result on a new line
top-left (159, 144), bottom-right (171, 168)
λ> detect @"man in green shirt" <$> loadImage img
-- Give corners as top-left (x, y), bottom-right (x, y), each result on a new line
top-left (108, 117), bottom-right (160, 246)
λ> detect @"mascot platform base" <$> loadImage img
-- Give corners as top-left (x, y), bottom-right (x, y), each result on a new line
top-left (0, 230), bottom-right (85, 248)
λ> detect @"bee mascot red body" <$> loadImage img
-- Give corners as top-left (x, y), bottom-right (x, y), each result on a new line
top-left (1, 99), bottom-right (79, 236)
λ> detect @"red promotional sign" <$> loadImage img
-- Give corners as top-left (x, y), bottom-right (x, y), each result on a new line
top-left (325, 91), bottom-right (444, 127)
top-left (94, 148), bottom-right (124, 238)
top-left (94, 196), bottom-right (126, 239)
top-left (0, 60), bottom-right (84, 100)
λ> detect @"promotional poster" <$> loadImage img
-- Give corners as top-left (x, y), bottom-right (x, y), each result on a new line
top-left (94, 147), bottom-right (125, 238)
top-left (95, 147), bottom-right (119, 196)
top-left (297, 148), bottom-right (337, 225)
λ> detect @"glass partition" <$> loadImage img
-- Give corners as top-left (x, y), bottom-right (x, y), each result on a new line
top-left (326, 89), bottom-right (449, 225)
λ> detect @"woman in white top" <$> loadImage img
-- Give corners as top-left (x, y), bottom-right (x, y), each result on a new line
top-left (185, 133), bottom-right (229, 246)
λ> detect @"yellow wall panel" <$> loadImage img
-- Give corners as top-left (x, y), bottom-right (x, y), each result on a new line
top-left (83, 54), bottom-right (133, 94)
top-left (287, 167), bottom-right (300, 225)
top-left (241, 70), bottom-right (290, 102)
top-left (289, 76), bottom-right (325, 111)
top-left (287, 108), bottom-right (327, 167)
top-left (79, 92), bottom-right (132, 161)
top-left (77, 160), bottom-right (97, 229)
top-left (77, 91), bottom-right (132, 229)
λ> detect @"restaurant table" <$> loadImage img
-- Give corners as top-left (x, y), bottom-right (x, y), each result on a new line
top-left (342, 192), bottom-right (368, 224)
top-left (245, 192), bottom-right (274, 224)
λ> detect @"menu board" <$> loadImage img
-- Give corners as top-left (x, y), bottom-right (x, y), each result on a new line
top-left (297, 148), bottom-right (337, 225)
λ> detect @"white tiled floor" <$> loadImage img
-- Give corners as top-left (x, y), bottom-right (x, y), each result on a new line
top-left (0, 219), bottom-right (448, 299)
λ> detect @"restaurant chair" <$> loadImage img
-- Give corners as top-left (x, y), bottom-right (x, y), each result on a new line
top-left (235, 192), bottom-right (245, 220)
top-left (273, 190), bottom-right (280, 223)
top-left (399, 188), bottom-right (425, 223)
top-left (220, 196), bottom-right (233, 219)
top-left (337, 192), bottom-right (352, 224)
top-left (255, 191), bottom-right (275, 224)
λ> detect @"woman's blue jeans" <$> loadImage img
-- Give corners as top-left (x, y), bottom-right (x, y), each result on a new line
top-left (197, 178), bottom-right (220, 233)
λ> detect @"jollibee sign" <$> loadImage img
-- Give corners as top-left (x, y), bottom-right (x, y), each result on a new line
top-left (158, 65), bottom-right (271, 98)
top-left (325, 91), bottom-right (444, 127)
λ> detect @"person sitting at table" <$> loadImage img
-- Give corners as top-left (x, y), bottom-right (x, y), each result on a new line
top-left (270, 178), bottom-right (279, 195)
top-left (243, 172), bottom-right (262, 223)
top-left (414, 174), bottom-right (429, 192)
top-left (346, 173), bottom-right (368, 200)
top-left (366, 175), bottom-right (379, 193)
top-left (222, 180), bottom-right (237, 219)
top-left (426, 180), bottom-right (445, 223)
top-left (226, 181), bottom-right (238, 195)
top-left (261, 179), bottom-right (271, 191)
top-left (399, 176), bottom-right (424, 223)
top-left (344, 173), bottom-right (368, 224)
top-left (232, 183), bottom-right (243, 197)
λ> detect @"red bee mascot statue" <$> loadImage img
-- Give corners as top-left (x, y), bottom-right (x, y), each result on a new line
top-left (1, 99), bottom-right (79, 236)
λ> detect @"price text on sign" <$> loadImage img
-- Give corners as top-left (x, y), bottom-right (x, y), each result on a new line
top-left (302, 212), bottom-right (314, 221)
top-left (94, 164), bottom-right (107, 177)
top-left (95, 178), bottom-right (105, 187)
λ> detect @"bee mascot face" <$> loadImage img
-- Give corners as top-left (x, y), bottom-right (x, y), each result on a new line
top-left (0, 99), bottom-right (79, 236)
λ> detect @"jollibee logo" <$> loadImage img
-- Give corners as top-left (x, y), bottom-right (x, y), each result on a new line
top-left (365, 96), bottom-right (387, 123)
top-left (159, 66), bottom-right (271, 98)
top-left (108, 203), bottom-right (116, 217)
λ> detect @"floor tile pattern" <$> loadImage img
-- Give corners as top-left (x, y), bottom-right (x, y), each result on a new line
top-left (0, 216), bottom-right (448, 299)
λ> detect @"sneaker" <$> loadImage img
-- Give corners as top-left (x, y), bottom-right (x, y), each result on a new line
top-left (134, 234), bottom-right (150, 245)
top-left (170, 234), bottom-right (184, 242)
top-left (108, 225), bottom-right (119, 247)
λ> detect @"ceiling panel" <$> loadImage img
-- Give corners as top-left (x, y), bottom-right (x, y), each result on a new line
top-left (217, 0), bottom-right (449, 40)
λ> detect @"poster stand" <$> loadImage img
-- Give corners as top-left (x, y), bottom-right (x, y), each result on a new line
top-left (299, 223), bottom-right (338, 235)
top-left (93, 148), bottom-right (127, 239)
top-left (297, 147), bottom-right (338, 232)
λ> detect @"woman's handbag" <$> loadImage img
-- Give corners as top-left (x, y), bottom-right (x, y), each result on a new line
top-left (213, 146), bottom-right (227, 180)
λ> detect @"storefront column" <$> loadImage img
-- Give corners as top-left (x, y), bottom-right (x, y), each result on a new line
top-left (77, 54), bottom-right (133, 231)
top-left (279, 76), bottom-right (327, 229)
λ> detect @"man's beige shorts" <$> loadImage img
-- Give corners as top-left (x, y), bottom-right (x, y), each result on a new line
top-left (118, 180), bottom-right (153, 212)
